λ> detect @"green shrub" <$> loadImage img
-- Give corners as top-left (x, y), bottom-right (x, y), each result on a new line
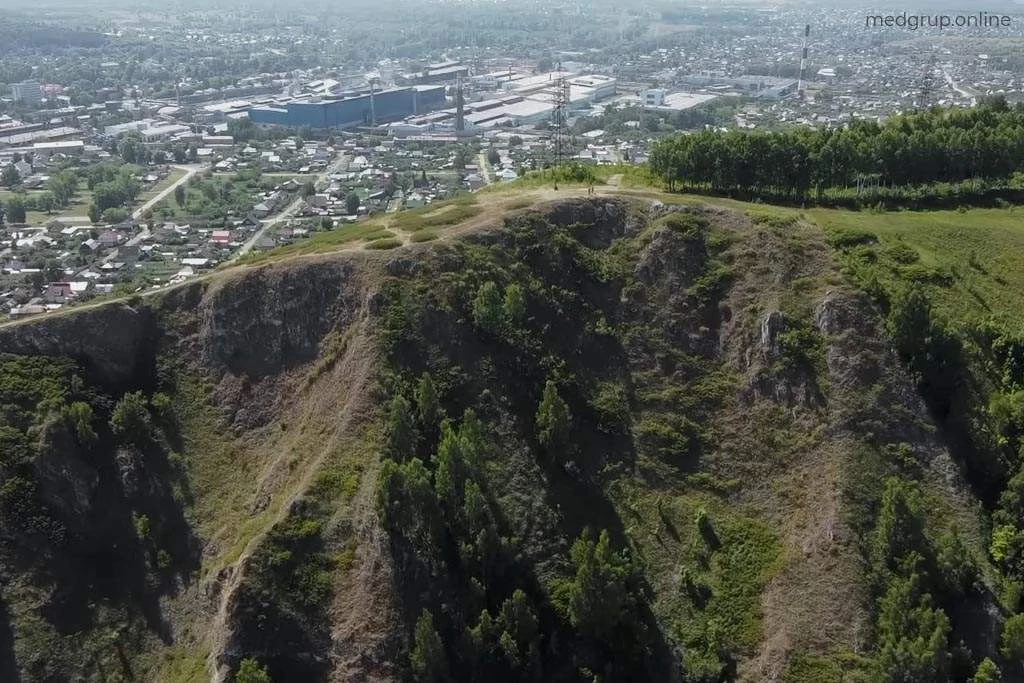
top-left (885, 242), bottom-right (920, 265)
top-left (61, 401), bottom-right (97, 444)
top-left (827, 229), bottom-right (878, 248)
top-left (235, 658), bottom-right (271, 683)
top-left (110, 391), bottom-right (153, 444)
top-left (365, 238), bottom-right (402, 250)
top-left (661, 212), bottom-right (709, 237)
top-left (409, 231), bottom-right (439, 242)
top-left (589, 381), bottom-right (630, 433)
top-left (1001, 613), bottom-right (1024, 661)
top-left (747, 212), bottom-right (797, 229)
top-left (636, 416), bottom-right (696, 462)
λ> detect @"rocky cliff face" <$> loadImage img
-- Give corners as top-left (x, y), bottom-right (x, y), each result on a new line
top-left (0, 198), bottom-right (1002, 682)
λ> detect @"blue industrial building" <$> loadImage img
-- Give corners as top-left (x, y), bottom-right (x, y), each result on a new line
top-left (249, 86), bottom-right (446, 129)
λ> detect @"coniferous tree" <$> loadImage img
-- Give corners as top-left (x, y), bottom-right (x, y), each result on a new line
top-left (536, 380), bottom-right (571, 459)
top-left (416, 373), bottom-right (440, 433)
top-left (871, 477), bottom-right (929, 591)
top-left (411, 610), bottom-right (449, 682)
top-left (562, 529), bottom-right (637, 643)
top-left (472, 282), bottom-right (504, 335)
top-left (384, 394), bottom-right (416, 462)
top-left (503, 283), bottom-right (526, 326)
top-left (874, 563), bottom-right (951, 682)
top-left (974, 658), bottom-right (1002, 683)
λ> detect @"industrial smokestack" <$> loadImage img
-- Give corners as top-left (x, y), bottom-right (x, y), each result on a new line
top-left (798, 24), bottom-right (810, 99)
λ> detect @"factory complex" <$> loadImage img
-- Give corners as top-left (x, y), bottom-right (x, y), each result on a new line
top-left (245, 64), bottom-right (621, 133)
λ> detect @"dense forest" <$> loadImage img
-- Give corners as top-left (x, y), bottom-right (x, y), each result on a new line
top-left (649, 98), bottom-right (1024, 208)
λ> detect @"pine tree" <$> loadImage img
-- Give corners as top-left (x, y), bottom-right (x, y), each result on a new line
top-left (472, 281), bottom-right (504, 334)
top-left (974, 658), bottom-right (1002, 683)
top-left (411, 610), bottom-right (449, 682)
top-left (563, 529), bottom-right (636, 642)
top-left (536, 380), bottom-right (571, 459)
top-left (415, 373), bottom-right (440, 432)
top-left (503, 283), bottom-right (526, 326)
top-left (384, 394), bottom-right (416, 462)
top-left (871, 476), bottom-right (928, 591)
top-left (874, 566), bottom-right (951, 682)
top-left (434, 421), bottom-right (466, 510)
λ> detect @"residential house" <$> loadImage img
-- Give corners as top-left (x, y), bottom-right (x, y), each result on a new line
top-left (210, 230), bottom-right (233, 246)
top-left (98, 231), bottom-right (122, 248)
top-left (43, 281), bottom-right (88, 303)
top-left (237, 214), bottom-right (261, 229)
top-left (43, 282), bottom-right (75, 303)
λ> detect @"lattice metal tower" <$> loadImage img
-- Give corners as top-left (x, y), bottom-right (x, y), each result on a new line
top-left (919, 54), bottom-right (938, 108)
top-left (551, 75), bottom-right (570, 167)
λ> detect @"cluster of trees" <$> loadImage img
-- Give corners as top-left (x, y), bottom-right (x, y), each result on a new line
top-left (833, 232), bottom-right (1024, 678)
top-left (0, 168), bottom-right (80, 224)
top-left (864, 473), bottom-right (1024, 679)
top-left (649, 98), bottom-right (1024, 202)
top-left (2, 163), bottom-right (21, 188)
top-left (378, 382), bottom-right (545, 679)
top-left (869, 477), bottom-right (957, 680)
top-left (155, 172), bottom-right (256, 225)
top-left (574, 102), bottom-right (735, 138)
top-left (227, 118), bottom-right (292, 143)
top-left (0, 195), bottom-right (26, 224)
top-left (376, 359), bottom-right (646, 679)
top-left (471, 281), bottom-right (526, 336)
top-left (85, 164), bottom-right (142, 223)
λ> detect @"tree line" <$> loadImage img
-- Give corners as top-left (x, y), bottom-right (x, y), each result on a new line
top-left (649, 97), bottom-right (1024, 205)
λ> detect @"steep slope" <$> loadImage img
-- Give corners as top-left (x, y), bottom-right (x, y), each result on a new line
top-left (0, 195), bottom-right (1008, 682)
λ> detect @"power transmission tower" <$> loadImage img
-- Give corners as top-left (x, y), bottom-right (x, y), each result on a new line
top-left (920, 54), bottom-right (937, 109)
top-left (552, 75), bottom-right (570, 167)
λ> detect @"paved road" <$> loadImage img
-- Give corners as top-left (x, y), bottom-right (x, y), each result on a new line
top-left (942, 68), bottom-right (977, 105)
top-left (233, 195), bottom-right (306, 259)
top-left (477, 152), bottom-right (494, 185)
top-left (132, 164), bottom-right (203, 220)
top-left (100, 164), bottom-right (204, 264)
top-left (231, 153), bottom-right (350, 261)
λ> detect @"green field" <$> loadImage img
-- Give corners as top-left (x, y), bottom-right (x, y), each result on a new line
top-left (808, 206), bottom-right (1024, 324)
top-left (0, 187), bottom-right (94, 225)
